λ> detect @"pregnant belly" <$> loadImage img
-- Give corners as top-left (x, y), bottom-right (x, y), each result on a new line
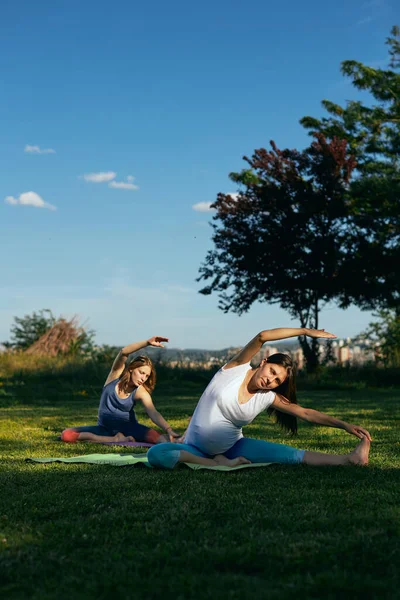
top-left (186, 421), bottom-right (243, 455)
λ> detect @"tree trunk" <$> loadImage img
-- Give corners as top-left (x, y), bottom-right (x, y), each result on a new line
top-left (298, 296), bottom-right (320, 373)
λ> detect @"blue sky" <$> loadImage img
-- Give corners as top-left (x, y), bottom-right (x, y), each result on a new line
top-left (0, 0), bottom-right (395, 349)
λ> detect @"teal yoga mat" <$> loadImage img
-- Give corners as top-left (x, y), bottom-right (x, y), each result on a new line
top-left (27, 453), bottom-right (272, 471)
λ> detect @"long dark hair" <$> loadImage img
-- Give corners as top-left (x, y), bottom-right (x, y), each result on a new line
top-left (265, 353), bottom-right (298, 435)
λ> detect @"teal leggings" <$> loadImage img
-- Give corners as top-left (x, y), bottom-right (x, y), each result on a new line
top-left (147, 438), bottom-right (305, 470)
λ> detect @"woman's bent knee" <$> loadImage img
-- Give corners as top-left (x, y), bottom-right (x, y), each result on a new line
top-left (147, 444), bottom-right (180, 469)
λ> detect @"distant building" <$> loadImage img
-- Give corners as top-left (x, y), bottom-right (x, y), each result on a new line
top-left (251, 346), bottom-right (279, 365)
top-left (339, 345), bottom-right (351, 365)
top-left (293, 348), bottom-right (304, 371)
top-left (159, 336), bottom-right (378, 370)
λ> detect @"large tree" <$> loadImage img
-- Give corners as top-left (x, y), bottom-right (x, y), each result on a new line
top-left (300, 26), bottom-right (400, 313)
top-left (198, 135), bottom-right (357, 372)
top-left (198, 27), bottom-right (400, 371)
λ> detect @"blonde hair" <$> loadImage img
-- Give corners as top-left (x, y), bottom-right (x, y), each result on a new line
top-left (119, 355), bottom-right (156, 394)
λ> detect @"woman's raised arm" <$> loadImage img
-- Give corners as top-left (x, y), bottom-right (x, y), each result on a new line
top-left (104, 336), bottom-right (168, 385)
top-left (225, 328), bottom-right (336, 368)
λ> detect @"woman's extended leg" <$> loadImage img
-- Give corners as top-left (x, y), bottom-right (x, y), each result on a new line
top-left (225, 437), bottom-right (305, 464)
top-left (225, 435), bottom-right (370, 466)
top-left (102, 420), bottom-right (165, 445)
top-left (147, 443), bottom-right (250, 470)
top-left (302, 435), bottom-right (370, 466)
top-left (61, 426), bottom-right (134, 444)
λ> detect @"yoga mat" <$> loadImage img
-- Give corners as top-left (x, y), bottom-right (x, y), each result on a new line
top-left (27, 453), bottom-right (272, 471)
top-left (100, 441), bottom-right (154, 447)
top-left (28, 454), bottom-right (150, 467)
top-left (57, 437), bottom-right (153, 448)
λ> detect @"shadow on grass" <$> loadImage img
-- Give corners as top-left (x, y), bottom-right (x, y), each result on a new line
top-left (1, 361), bottom-right (399, 598)
top-left (1, 463), bottom-right (399, 598)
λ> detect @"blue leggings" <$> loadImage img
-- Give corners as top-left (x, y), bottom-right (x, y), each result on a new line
top-left (147, 438), bottom-right (305, 470)
top-left (64, 420), bottom-right (159, 442)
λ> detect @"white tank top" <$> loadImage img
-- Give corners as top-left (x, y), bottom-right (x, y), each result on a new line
top-left (184, 362), bottom-right (276, 455)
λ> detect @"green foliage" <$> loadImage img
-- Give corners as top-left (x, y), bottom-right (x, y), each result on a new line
top-left (91, 344), bottom-right (120, 364)
top-left (198, 27), bottom-right (400, 374)
top-left (6, 309), bottom-right (56, 350)
top-left (301, 26), bottom-right (400, 168)
top-left (297, 364), bottom-right (400, 390)
top-left (300, 26), bottom-right (400, 312)
top-left (0, 358), bottom-right (399, 599)
top-left (360, 309), bottom-right (400, 367)
top-left (67, 326), bottom-right (96, 357)
top-left (4, 309), bottom-right (96, 357)
top-left (198, 135), bottom-right (358, 372)
top-left (229, 168), bottom-right (261, 186)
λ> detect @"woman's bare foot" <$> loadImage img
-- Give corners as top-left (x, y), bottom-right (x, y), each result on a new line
top-left (214, 454), bottom-right (251, 467)
top-left (113, 432), bottom-right (135, 443)
top-left (348, 436), bottom-right (370, 466)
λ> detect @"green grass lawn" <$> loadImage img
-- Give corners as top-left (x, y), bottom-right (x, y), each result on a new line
top-left (0, 364), bottom-right (399, 600)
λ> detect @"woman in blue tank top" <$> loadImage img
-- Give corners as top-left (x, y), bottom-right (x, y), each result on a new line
top-left (61, 336), bottom-right (181, 445)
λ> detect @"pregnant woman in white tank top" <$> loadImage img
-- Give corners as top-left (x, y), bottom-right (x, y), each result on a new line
top-left (147, 326), bottom-right (372, 469)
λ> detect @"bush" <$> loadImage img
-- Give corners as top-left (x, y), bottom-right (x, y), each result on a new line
top-left (297, 364), bottom-right (400, 390)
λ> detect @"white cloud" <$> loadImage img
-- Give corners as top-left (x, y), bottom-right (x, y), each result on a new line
top-left (80, 172), bottom-right (138, 189)
top-left (24, 144), bottom-right (56, 155)
top-left (192, 202), bottom-right (215, 212)
top-left (108, 175), bottom-right (139, 190)
top-left (192, 193), bottom-right (239, 213)
top-left (5, 191), bottom-right (56, 211)
top-left (81, 171), bottom-right (117, 183)
top-left (109, 181), bottom-right (139, 190)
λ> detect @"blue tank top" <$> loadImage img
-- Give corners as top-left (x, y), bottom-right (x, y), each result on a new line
top-left (97, 378), bottom-right (138, 425)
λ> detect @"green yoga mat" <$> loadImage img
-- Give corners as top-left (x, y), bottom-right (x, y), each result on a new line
top-left (27, 453), bottom-right (272, 471)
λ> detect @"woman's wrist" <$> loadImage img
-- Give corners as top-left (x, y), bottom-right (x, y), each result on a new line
top-left (164, 426), bottom-right (172, 433)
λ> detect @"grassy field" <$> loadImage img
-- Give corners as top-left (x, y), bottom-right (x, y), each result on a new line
top-left (0, 358), bottom-right (399, 600)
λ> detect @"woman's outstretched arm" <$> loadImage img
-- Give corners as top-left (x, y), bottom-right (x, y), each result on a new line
top-left (272, 394), bottom-right (372, 441)
top-left (104, 336), bottom-right (168, 385)
top-left (135, 388), bottom-right (182, 442)
top-left (226, 328), bottom-right (336, 368)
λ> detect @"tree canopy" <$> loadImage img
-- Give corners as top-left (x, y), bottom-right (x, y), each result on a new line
top-left (300, 26), bottom-right (400, 312)
top-left (198, 27), bottom-right (400, 370)
top-left (198, 135), bottom-right (358, 371)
